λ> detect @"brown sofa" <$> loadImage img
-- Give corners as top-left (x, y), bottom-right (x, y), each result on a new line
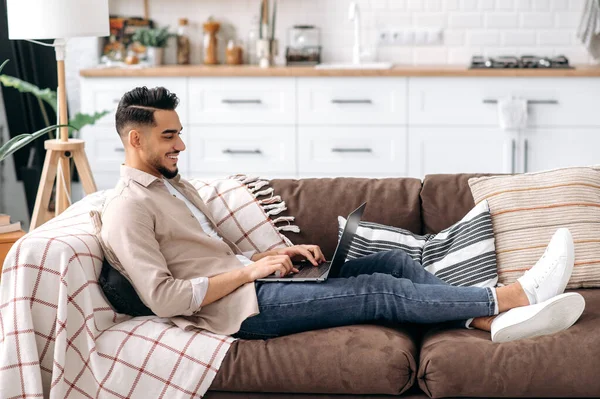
top-left (206, 174), bottom-right (600, 399)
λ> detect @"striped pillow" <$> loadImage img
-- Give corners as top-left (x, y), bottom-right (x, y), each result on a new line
top-left (469, 165), bottom-right (600, 289)
top-left (338, 200), bottom-right (498, 288)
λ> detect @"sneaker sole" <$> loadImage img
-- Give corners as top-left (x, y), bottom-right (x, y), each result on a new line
top-left (492, 292), bottom-right (585, 343)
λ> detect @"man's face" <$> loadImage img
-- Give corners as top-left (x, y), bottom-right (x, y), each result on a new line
top-left (140, 110), bottom-right (185, 179)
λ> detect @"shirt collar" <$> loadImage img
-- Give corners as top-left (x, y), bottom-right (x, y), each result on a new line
top-left (120, 164), bottom-right (182, 188)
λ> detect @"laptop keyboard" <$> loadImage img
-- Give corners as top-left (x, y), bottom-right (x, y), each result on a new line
top-left (291, 262), bottom-right (331, 278)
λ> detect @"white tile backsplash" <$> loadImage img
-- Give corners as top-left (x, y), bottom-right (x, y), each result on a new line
top-left (65, 0), bottom-right (595, 114)
top-left (98, 0), bottom-right (594, 67)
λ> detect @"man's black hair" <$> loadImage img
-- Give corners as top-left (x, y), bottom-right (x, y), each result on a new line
top-left (115, 86), bottom-right (179, 137)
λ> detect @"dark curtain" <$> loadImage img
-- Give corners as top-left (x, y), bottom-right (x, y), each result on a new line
top-left (1, 1), bottom-right (58, 213)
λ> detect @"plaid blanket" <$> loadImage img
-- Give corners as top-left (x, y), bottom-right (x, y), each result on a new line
top-left (0, 191), bottom-right (235, 398)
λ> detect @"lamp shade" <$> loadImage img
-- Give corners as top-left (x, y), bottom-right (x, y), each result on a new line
top-left (6, 0), bottom-right (109, 40)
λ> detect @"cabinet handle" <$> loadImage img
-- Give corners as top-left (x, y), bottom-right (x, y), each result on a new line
top-left (331, 99), bottom-right (373, 104)
top-left (221, 99), bottom-right (262, 104)
top-left (222, 149), bottom-right (263, 154)
top-left (482, 99), bottom-right (558, 105)
top-left (511, 139), bottom-right (516, 174)
top-left (114, 147), bottom-right (125, 152)
top-left (524, 139), bottom-right (529, 173)
top-left (331, 147), bottom-right (373, 153)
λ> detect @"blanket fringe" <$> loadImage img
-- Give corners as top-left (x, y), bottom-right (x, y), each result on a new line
top-left (231, 174), bottom-right (301, 238)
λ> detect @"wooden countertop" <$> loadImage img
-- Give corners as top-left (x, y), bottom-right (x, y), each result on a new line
top-left (79, 64), bottom-right (600, 77)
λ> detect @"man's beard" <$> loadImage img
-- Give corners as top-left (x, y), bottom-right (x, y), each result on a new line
top-left (149, 154), bottom-right (179, 179)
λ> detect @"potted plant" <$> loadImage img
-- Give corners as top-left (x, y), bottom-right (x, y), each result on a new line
top-left (132, 26), bottom-right (173, 66)
top-left (0, 59), bottom-right (108, 214)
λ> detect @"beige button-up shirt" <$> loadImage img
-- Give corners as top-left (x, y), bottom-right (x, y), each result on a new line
top-left (100, 165), bottom-right (259, 335)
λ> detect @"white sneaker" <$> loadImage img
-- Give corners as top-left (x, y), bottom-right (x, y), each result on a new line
top-left (491, 292), bottom-right (585, 343)
top-left (517, 228), bottom-right (575, 305)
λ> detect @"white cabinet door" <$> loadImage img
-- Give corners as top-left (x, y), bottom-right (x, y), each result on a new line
top-left (521, 128), bottom-right (600, 173)
top-left (408, 128), bottom-right (517, 178)
top-left (408, 78), bottom-right (519, 126)
top-left (298, 126), bottom-right (407, 176)
top-left (186, 126), bottom-right (296, 176)
top-left (188, 78), bottom-right (295, 125)
top-left (298, 77), bottom-right (407, 125)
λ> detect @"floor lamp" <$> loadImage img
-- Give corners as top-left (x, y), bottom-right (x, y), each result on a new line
top-left (6, 0), bottom-right (109, 229)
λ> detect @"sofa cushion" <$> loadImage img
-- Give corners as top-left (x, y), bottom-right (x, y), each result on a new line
top-left (211, 324), bottom-right (418, 395)
top-left (417, 288), bottom-right (600, 398)
top-left (269, 178), bottom-right (423, 259)
top-left (469, 166), bottom-right (600, 289)
top-left (338, 199), bottom-right (497, 288)
top-left (420, 174), bottom-right (486, 234)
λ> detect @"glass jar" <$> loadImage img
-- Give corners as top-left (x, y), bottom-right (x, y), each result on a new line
top-left (202, 17), bottom-right (220, 65)
top-left (176, 18), bottom-right (191, 65)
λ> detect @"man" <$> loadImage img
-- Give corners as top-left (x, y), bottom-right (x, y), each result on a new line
top-left (100, 86), bottom-right (585, 343)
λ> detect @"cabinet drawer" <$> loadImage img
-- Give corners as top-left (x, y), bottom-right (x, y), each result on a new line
top-left (187, 126), bottom-right (296, 174)
top-left (298, 78), bottom-right (407, 125)
top-left (188, 78), bottom-right (295, 125)
top-left (298, 127), bottom-right (407, 175)
top-left (409, 77), bottom-right (600, 127)
top-left (80, 77), bottom-right (189, 125)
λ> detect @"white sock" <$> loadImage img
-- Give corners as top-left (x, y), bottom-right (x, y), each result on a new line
top-left (517, 277), bottom-right (537, 305)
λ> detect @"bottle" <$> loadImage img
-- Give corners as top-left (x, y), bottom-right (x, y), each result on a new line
top-left (202, 16), bottom-right (220, 65)
top-left (246, 15), bottom-right (259, 65)
top-left (176, 18), bottom-right (191, 65)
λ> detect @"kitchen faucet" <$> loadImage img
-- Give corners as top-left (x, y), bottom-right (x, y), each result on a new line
top-left (349, 2), bottom-right (362, 65)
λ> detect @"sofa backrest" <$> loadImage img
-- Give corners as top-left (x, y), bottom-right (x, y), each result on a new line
top-left (269, 177), bottom-right (422, 259)
top-left (271, 174), bottom-right (484, 258)
top-left (420, 173), bottom-right (482, 234)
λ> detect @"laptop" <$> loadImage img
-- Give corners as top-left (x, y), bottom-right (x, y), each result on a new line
top-left (257, 202), bottom-right (366, 283)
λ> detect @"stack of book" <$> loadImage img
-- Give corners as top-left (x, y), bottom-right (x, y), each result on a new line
top-left (0, 214), bottom-right (21, 234)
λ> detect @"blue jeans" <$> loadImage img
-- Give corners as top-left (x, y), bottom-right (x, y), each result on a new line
top-left (235, 249), bottom-right (496, 340)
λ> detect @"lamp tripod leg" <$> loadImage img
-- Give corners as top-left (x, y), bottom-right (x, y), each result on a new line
top-left (30, 149), bottom-right (60, 230)
top-left (55, 154), bottom-right (71, 215)
top-left (72, 149), bottom-right (97, 194)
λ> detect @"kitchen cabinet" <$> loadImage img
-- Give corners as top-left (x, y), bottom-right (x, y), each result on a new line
top-left (407, 128), bottom-right (516, 177)
top-left (407, 77), bottom-right (600, 177)
top-left (186, 125), bottom-right (296, 177)
top-left (298, 126), bottom-right (407, 177)
top-left (80, 75), bottom-right (600, 183)
top-left (298, 77), bottom-right (407, 125)
top-left (188, 77), bottom-right (295, 125)
top-left (520, 128), bottom-right (600, 173)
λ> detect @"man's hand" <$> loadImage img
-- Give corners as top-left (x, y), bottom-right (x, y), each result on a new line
top-left (244, 255), bottom-right (298, 281)
top-left (250, 245), bottom-right (326, 266)
top-left (274, 245), bottom-right (326, 266)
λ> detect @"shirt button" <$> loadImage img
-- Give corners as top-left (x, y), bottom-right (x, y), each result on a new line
top-left (226, 251), bottom-right (233, 255)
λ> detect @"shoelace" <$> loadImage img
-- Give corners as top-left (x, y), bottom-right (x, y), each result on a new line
top-left (524, 251), bottom-right (559, 289)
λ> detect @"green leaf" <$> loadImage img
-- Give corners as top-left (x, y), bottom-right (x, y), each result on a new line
top-left (0, 60), bottom-right (8, 74)
top-left (0, 74), bottom-right (57, 113)
top-left (69, 110), bottom-right (110, 131)
top-left (132, 26), bottom-right (174, 48)
top-left (0, 124), bottom-right (71, 162)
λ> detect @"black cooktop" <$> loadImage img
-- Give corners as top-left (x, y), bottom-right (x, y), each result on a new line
top-left (470, 55), bottom-right (573, 69)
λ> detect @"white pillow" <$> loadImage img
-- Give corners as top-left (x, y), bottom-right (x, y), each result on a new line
top-left (339, 200), bottom-right (497, 288)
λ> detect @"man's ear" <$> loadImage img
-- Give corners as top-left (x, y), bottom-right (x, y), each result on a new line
top-left (128, 129), bottom-right (142, 149)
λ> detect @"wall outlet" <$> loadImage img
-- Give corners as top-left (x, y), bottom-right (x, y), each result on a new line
top-left (378, 28), bottom-right (444, 46)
